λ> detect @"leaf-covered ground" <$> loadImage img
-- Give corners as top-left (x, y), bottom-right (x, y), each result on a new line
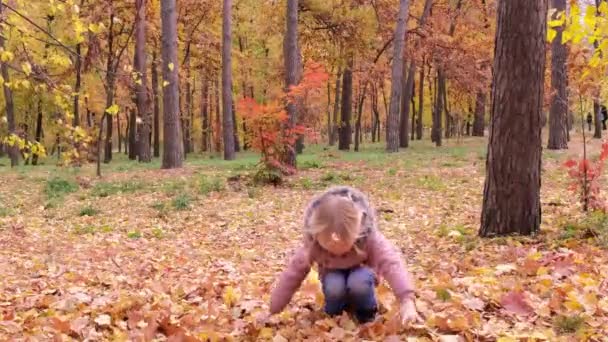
top-left (1, 138), bottom-right (608, 341)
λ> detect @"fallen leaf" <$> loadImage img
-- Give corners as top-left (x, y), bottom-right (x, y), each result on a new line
top-left (500, 291), bottom-right (533, 316)
top-left (94, 314), bottom-right (112, 327)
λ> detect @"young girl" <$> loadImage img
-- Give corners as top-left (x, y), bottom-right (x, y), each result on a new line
top-left (269, 186), bottom-right (418, 324)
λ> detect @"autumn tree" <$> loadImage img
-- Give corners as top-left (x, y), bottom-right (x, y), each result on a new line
top-left (161, 0), bottom-right (183, 168)
top-left (283, 0), bottom-right (299, 166)
top-left (386, 0), bottom-right (411, 152)
top-left (480, 0), bottom-right (548, 237)
top-left (547, 0), bottom-right (568, 150)
top-left (0, 2), bottom-right (17, 167)
top-left (222, 0), bottom-right (235, 160)
top-left (135, 0), bottom-right (151, 162)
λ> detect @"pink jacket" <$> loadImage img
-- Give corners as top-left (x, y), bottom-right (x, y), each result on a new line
top-left (269, 186), bottom-right (415, 314)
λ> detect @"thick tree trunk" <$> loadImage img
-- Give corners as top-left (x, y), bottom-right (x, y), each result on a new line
top-left (135, 0), bottom-right (151, 161)
top-left (283, 0), bottom-right (299, 166)
top-left (232, 93), bottom-right (240, 152)
top-left (1, 3), bottom-right (17, 166)
top-left (152, 51), bottom-right (160, 157)
top-left (594, 101), bottom-right (602, 139)
top-left (161, 0), bottom-right (184, 168)
top-left (339, 62), bottom-right (353, 150)
top-left (222, 0), bottom-right (236, 160)
top-left (387, 0), bottom-right (411, 152)
top-left (480, 0), bottom-right (548, 237)
top-left (214, 75), bottom-right (222, 153)
top-left (472, 91), bottom-right (486, 136)
top-left (547, 0), bottom-right (568, 150)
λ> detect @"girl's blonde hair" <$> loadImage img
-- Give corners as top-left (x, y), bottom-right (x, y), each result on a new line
top-left (307, 195), bottom-right (363, 246)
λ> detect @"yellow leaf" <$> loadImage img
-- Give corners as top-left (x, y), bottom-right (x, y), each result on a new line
top-left (21, 62), bottom-right (32, 76)
top-left (163, 80), bottom-right (170, 87)
top-left (258, 327), bottom-right (273, 339)
top-left (547, 29), bottom-right (557, 43)
top-left (168, 62), bottom-right (174, 71)
top-left (600, 1), bottom-right (608, 14)
top-left (222, 286), bottom-right (239, 307)
top-left (105, 104), bottom-right (120, 116)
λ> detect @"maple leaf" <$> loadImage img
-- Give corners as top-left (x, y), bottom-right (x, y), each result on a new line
top-left (500, 291), bottom-right (534, 316)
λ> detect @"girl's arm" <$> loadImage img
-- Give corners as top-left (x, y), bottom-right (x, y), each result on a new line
top-left (269, 245), bottom-right (311, 314)
top-left (366, 231), bottom-right (415, 302)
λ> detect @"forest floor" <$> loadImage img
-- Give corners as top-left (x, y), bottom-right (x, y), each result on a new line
top-left (1, 136), bottom-right (608, 341)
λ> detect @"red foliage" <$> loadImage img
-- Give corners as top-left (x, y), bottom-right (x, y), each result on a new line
top-left (564, 141), bottom-right (608, 211)
top-left (238, 61), bottom-right (328, 175)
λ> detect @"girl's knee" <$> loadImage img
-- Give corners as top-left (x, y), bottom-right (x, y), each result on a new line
top-left (322, 271), bottom-right (347, 299)
top-left (347, 267), bottom-right (375, 296)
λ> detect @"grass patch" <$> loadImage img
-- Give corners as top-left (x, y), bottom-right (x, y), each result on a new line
top-left (199, 176), bottom-right (225, 195)
top-left (161, 179), bottom-right (187, 196)
top-left (172, 194), bottom-right (192, 210)
top-left (554, 315), bottom-right (584, 334)
top-left (416, 175), bottom-right (445, 191)
top-left (91, 180), bottom-right (147, 197)
top-left (45, 177), bottom-right (78, 200)
top-left (73, 225), bottom-right (113, 235)
top-left (78, 205), bottom-right (99, 216)
top-left (127, 230), bottom-right (142, 239)
top-left (0, 206), bottom-right (11, 217)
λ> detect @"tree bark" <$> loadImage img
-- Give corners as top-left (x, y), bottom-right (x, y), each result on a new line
top-left (201, 71), bottom-right (210, 152)
top-left (339, 61), bottom-right (353, 150)
top-left (0, 2), bottom-right (17, 167)
top-left (32, 97), bottom-right (43, 165)
top-left (547, 0), bottom-right (568, 150)
top-left (74, 43), bottom-right (82, 127)
top-left (399, 62), bottom-right (415, 148)
top-left (222, 0), bottom-right (236, 160)
top-left (283, 0), bottom-right (299, 166)
top-left (117, 111), bottom-right (122, 153)
top-left (232, 93), bottom-right (240, 152)
top-left (330, 68), bottom-right (342, 146)
top-left (354, 82), bottom-right (368, 152)
top-left (387, 0), bottom-right (411, 152)
top-left (152, 51), bottom-right (160, 157)
top-left (161, 0), bottom-right (184, 168)
top-left (103, 11), bottom-right (116, 164)
top-left (135, 0), bottom-right (151, 161)
top-left (432, 70), bottom-right (445, 147)
top-left (417, 61), bottom-right (424, 140)
top-left (480, 0), bottom-right (548, 237)
top-left (129, 108), bottom-right (137, 160)
top-left (472, 91), bottom-right (486, 136)
top-left (215, 74), bottom-right (222, 153)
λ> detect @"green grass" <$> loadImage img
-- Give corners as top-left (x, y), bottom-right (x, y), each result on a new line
top-left (91, 180), bottom-right (147, 197)
top-left (199, 176), bottom-right (225, 195)
top-left (45, 177), bottom-right (78, 200)
top-left (554, 315), bottom-right (584, 334)
top-left (172, 194), bottom-right (192, 210)
top-left (416, 174), bottom-right (446, 191)
top-left (78, 205), bottom-right (99, 216)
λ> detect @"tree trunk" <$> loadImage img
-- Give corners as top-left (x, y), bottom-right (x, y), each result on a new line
top-left (117, 111), bottom-right (122, 153)
top-left (339, 62), bottom-right (353, 150)
top-left (547, 0), bottom-right (568, 150)
top-left (124, 112), bottom-right (129, 155)
top-left (152, 51), bottom-right (160, 157)
top-left (222, 0), bottom-right (236, 160)
top-left (432, 70), bottom-right (445, 147)
top-left (74, 43), bottom-right (82, 127)
top-left (387, 0), bottom-right (411, 152)
top-left (480, 0), bottom-right (547, 237)
top-left (283, 0), bottom-right (299, 166)
top-left (355, 83), bottom-right (368, 152)
top-left (201, 72), bottom-right (209, 152)
top-left (232, 93), bottom-right (240, 152)
top-left (1, 2), bottom-right (17, 167)
top-left (129, 108), bottom-right (137, 160)
top-left (161, 0), bottom-right (184, 168)
top-left (215, 75), bottom-right (222, 153)
top-left (400, 62), bottom-right (415, 148)
top-left (472, 91), bottom-right (486, 136)
top-left (32, 97), bottom-right (43, 165)
top-left (330, 68), bottom-right (342, 146)
top-left (134, 0), bottom-right (151, 161)
top-left (327, 76), bottom-right (332, 145)
top-left (103, 11), bottom-right (116, 164)
top-left (417, 61), bottom-right (424, 140)
top-left (411, 90), bottom-right (416, 141)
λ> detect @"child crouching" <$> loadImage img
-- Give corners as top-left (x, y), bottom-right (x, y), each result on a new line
top-left (269, 186), bottom-right (418, 324)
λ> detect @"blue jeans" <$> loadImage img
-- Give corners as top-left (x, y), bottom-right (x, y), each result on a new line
top-left (321, 267), bottom-right (378, 323)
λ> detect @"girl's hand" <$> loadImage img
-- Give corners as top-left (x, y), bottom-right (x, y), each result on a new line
top-left (399, 298), bottom-right (421, 326)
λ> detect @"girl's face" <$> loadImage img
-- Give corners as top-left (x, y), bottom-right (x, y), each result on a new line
top-left (316, 231), bottom-right (356, 256)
